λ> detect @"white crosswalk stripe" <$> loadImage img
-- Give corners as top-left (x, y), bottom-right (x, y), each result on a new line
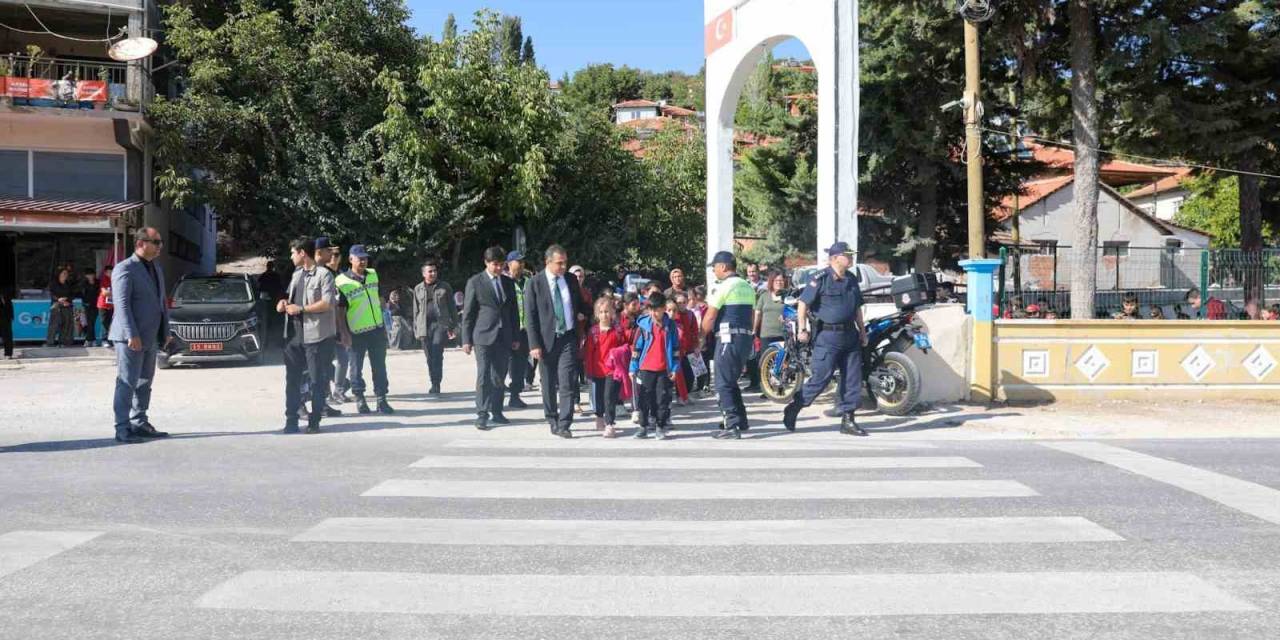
top-left (362, 478), bottom-right (1039, 500)
top-left (409, 454), bottom-right (982, 469)
top-left (0, 530), bottom-right (104, 579)
top-left (198, 570), bottom-right (1254, 616)
top-left (294, 516), bottom-right (1123, 546)
top-left (197, 436), bottom-right (1259, 619)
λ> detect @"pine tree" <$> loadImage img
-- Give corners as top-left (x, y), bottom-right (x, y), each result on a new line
top-left (522, 36), bottom-right (536, 65)
top-left (442, 13), bottom-right (456, 41)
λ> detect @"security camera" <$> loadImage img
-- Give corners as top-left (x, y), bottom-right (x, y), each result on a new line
top-left (940, 98), bottom-right (967, 113)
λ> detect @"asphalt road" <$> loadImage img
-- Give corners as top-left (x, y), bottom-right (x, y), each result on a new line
top-left (1, 349), bottom-right (1278, 639)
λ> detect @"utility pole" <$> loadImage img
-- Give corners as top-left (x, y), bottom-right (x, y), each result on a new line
top-left (964, 19), bottom-right (984, 260)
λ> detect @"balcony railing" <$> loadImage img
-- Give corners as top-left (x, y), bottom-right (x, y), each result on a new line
top-left (1, 54), bottom-right (142, 111)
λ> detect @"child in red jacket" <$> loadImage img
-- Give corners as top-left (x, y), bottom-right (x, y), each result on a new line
top-left (584, 297), bottom-right (627, 434)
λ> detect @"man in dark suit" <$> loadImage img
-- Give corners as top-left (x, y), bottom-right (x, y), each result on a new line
top-left (107, 227), bottom-right (172, 444)
top-left (524, 244), bottom-right (585, 438)
top-left (462, 246), bottom-right (521, 430)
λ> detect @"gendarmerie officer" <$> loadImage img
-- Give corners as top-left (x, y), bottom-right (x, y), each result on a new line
top-left (782, 242), bottom-right (869, 437)
top-left (701, 251), bottom-right (757, 440)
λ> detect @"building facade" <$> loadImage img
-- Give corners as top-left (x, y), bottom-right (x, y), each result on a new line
top-left (1, 0), bottom-right (216, 341)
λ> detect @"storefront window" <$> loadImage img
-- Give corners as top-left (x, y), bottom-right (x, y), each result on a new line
top-left (0, 150), bottom-right (27, 197)
top-left (33, 152), bottom-right (125, 201)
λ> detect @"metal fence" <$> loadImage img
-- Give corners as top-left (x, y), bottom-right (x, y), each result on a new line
top-left (996, 245), bottom-right (1280, 319)
top-left (5, 54), bottom-right (128, 84)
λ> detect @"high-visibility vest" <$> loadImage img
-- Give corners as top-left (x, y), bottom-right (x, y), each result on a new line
top-left (334, 268), bottom-right (384, 334)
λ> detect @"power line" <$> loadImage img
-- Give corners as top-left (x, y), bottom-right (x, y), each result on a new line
top-left (0, 3), bottom-right (125, 44)
top-left (984, 127), bottom-right (1280, 181)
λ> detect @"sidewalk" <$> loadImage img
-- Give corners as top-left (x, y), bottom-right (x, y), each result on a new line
top-left (7, 344), bottom-right (116, 362)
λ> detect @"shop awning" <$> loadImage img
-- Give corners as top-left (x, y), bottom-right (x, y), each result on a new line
top-left (0, 198), bottom-right (147, 216)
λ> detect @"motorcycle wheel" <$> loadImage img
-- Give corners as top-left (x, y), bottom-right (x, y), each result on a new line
top-left (758, 344), bottom-right (803, 404)
top-left (870, 350), bottom-right (921, 416)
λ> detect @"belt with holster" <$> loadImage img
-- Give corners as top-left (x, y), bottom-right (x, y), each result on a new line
top-left (822, 323), bottom-right (855, 332)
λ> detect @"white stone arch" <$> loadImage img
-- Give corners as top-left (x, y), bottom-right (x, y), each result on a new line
top-left (704, 0), bottom-right (858, 265)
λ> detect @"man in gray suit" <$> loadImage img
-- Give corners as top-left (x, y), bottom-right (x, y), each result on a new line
top-left (461, 246), bottom-right (520, 431)
top-left (524, 244), bottom-right (586, 439)
top-left (108, 227), bottom-right (172, 444)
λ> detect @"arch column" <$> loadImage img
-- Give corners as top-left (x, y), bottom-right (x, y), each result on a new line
top-left (704, 0), bottom-right (859, 266)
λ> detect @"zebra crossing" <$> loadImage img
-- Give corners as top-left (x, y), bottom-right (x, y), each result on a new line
top-left (191, 434), bottom-right (1260, 621)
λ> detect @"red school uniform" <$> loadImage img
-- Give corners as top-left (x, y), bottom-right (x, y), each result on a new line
top-left (583, 324), bottom-right (626, 379)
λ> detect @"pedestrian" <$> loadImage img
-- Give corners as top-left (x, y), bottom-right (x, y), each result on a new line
top-left (108, 227), bottom-right (172, 443)
top-left (1263, 304), bottom-right (1280, 321)
top-left (317, 239), bottom-right (351, 412)
top-left (689, 285), bottom-right (712, 395)
top-left (630, 292), bottom-right (680, 439)
top-left (782, 242), bottom-right (869, 437)
top-left (569, 264), bottom-right (593, 416)
top-left (386, 289), bottom-right (416, 350)
top-left (702, 252), bottom-right (758, 439)
top-left (46, 267), bottom-right (76, 347)
top-left (462, 246), bottom-right (521, 431)
top-left (0, 285), bottom-right (14, 359)
top-left (412, 259), bottom-right (459, 396)
top-left (1185, 287), bottom-right (1228, 320)
top-left (335, 245), bottom-right (395, 415)
top-left (258, 259), bottom-right (285, 349)
top-left (506, 251), bottom-right (533, 409)
top-left (278, 237), bottom-right (339, 434)
top-left (79, 268), bottom-right (100, 346)
top-left (603, 341), bottom-right (632, 438)
top-left (752, 270), bottom-right (789, 392)
top-left (96, 265), bottom-right (114, 348)
top-left (669, 292), bottom-right (699, 405)
top-left (583, 297), bottom-right (626, 434)
top-left (745, 263), bottom-right (766, 292)
top-left (1113, 293), bottom-right (1141, 319)
top-left (664, 268), bottom-right (689, 300)
top-left (523, 244), bottom-right (586, 439)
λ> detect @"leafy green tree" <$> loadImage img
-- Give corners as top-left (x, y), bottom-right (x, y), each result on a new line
top-left (442, 13), bottom-right (457, 41)
top-left (1175, 174), bottom-right (1276, 248)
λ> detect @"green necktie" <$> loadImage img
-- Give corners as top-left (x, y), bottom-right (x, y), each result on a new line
top-left (552, 278), bottom-right (567, 333)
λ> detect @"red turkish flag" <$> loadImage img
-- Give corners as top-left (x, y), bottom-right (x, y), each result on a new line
top-left (705, 10), bottom-right (734, 57)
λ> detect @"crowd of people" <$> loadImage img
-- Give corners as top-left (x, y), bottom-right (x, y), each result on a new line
top-left (1001, 287), bottom-right (1280, 321)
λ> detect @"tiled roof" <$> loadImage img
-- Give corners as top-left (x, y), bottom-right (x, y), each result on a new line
top-left (659, 104), bottom-right (697, 118)
top-left (1126, 167), bottom-right (1195, 199)
top-left (1024, 141), bottom-right (1178, 186)
top-left (993, 175), bottom-right (1075, 221)
top-left (612, 99), bottom-right (660, 109)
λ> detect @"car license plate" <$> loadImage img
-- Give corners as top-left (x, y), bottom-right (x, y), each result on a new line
top-left (913, 332), bottom-right (932, 350)
top-left (191, 342), bottom-right (223, 352)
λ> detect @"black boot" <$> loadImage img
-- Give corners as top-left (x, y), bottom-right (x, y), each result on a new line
top-left (508, 395), bottom-right (528, 409)
top-left (782, 402), bottom-right (800, 432)
top-left (355, 395), bottom-right (372, 414)
top-left (429, 384), bottom-right (441, 396)
top-left (377, 397), bottom-right (395, 414)
top-left (305, 420), bottom-right (321, 434)
top-left (282, 421), bottom-right (300, 434)
top-left (840, 413), bottom-right (868, 437)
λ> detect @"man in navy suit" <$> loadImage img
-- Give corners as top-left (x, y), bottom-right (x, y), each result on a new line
top-left (108, 227), bottom-right (172, 444)
top-left (461, 246), bottom-right (521, 431)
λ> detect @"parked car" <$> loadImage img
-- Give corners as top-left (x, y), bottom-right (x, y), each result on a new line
top-left (790, 263), bottom-right (897, 295)
top-left (159, 274), bottom-right (270, 369)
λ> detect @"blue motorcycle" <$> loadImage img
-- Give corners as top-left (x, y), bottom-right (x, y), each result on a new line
top-left (758, 294), bottom-right (932, 416)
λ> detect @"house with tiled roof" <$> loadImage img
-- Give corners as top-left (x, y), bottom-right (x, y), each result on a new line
top-left (1126, 168), bottom-right (1195, 222)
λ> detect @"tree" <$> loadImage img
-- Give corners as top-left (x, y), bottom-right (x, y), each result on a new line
top-left (560, 63), bottom-right (645, 114)
top-left (442, 13), bottom-right (457, 41)
top-left (522, 36), bottom-right (536, 65)
top-left (1068, 0), bottom-right (1100, 320)
top-left (1175, 174), bottom-right (1277, 248)
top-left (498, 15), bottom-right (524, 63)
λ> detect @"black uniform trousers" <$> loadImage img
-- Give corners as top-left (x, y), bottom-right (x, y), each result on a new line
top-left (793, 329), bottom-right (863, 414)
top-left (539, 333), bottom-right (579, 431)
top-left (508, 339), bottom-right (530, 397)
top-left (349, 327), bottom-right (389, 398)
top-left (285, 336), bottom-right (335, 427)
top-left (473, 343), bottom-right (510, 419)
top-left (635, 370), bottom-right (673, 429)
top-left (422, 339), bottom-right (446, 388)
top-left (715, 334), bottom-right (752, 431)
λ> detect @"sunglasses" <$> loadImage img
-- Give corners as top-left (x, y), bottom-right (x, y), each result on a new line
top-left (142, 238), bottom-right (163, 246)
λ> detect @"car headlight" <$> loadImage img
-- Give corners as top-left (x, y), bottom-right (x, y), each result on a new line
top-left (243, 316), bottom-right (259, 330)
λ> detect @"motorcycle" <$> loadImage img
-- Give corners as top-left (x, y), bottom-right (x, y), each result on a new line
top-left (758, 291), bottom-right (932, 416)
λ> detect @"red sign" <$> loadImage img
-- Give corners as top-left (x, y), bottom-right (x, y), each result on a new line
top-left (705, 9), bottom-right (735, 57)
top-left (76, 80), bottom-right (108, 102)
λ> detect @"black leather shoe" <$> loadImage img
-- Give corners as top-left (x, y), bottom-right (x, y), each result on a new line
top-left (324, 405), bottom-right (343, 418)
top-left (114, 431), bottom-right (144, 444)
top-left (305, 424), bottom-right (321, 434)
top-left (489, 414), bottom-right (511, 426)
top-left (840, 414), bottom-right (868, 437)
top-left (133, 423), bottom-right (170, 438)
top-left (429, 386), bottom-right (441, 396)
top-left (782, 402), bottom-right (800, 432)
top-left (377, 398), bottom-right (395, 414)
top-left (508, 396), bottom-right (528, 409)
top-left (556, 427), bottom-right (574, 439)
top-left (282, 424), bottom-right (301, 434)
top-left (476, 419), bottom-right (492, 431)
top-left (355, 396), bottom-right (372, 414)
top-left (633, 428), bottom-right (650, 439)
top-left (712, 427), bottom-right (741, 440)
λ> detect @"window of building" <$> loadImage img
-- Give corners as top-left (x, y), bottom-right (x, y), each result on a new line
top-left (1164, 238), bottom-right (1183, 255)
top-left (1103, 241), bottom-right (1130, 258)
top-left (0, 150), bottom-right (29, 197)
top-left (33, 152), bottom-right (125, 201)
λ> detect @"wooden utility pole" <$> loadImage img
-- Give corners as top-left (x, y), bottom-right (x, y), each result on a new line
top-left (964, 20), bottom-right (984, 260)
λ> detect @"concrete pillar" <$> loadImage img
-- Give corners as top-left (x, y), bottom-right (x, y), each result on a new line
top-left (959, 258), bottom-right (1003, 402)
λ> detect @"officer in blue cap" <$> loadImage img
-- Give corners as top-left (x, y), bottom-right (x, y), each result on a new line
top-left (782, 241), bottom-right (869, 436)
top-left (701, 250), bottom-right (758, 439)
